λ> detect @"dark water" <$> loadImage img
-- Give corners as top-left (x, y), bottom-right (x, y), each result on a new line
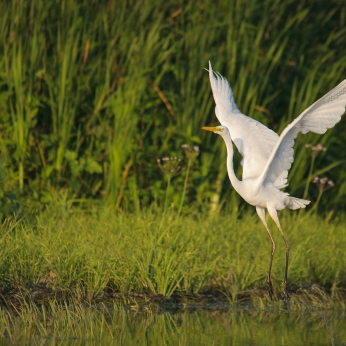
top-left (2, 307), bottom-right (346, 345)
top-left (113, 309), bottom-right (345, 346)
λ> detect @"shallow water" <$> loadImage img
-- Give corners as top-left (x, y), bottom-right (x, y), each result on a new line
top-left (2, 306), bottom-right (346, 345)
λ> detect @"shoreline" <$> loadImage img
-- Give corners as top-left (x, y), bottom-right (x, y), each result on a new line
top-left (1, 284), bottom-right (345, 312)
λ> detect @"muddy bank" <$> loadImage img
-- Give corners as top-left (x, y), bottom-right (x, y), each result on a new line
top-left (1, 283), bottom-right (345, 312)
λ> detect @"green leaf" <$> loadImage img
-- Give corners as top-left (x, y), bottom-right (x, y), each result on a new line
top-left (85, 158), bottom-right (102, 174)
top-left (65, 150), bottom-right (78, 161)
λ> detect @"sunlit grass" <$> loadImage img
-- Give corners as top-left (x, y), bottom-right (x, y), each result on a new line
top-left (0, 1), bottom-right (345, 342)
top-left (0, 205), bottom-right (345, 300)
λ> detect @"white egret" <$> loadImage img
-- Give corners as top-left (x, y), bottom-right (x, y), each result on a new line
top-left (203, 61), bottom-right (346, 302)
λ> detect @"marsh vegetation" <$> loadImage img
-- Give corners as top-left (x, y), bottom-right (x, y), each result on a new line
top-left (0, 207), bottom-right (345, 303)
top-left (0, 0), bottom-right (345, 215)
top-left (0, 1), bottom-right (346, 342)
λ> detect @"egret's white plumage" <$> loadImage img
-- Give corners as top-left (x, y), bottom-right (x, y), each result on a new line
top-left (208, 63), bottom-right (280, 184)
top-left (203, 61), bottom-right (346, 301)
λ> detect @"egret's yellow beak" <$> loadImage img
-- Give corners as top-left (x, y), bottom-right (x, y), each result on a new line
top-left (202, 126), bottom-right (220, 132)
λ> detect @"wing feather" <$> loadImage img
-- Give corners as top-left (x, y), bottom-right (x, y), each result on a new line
top-left (208, 61), bottom-right (280, 181)
top-left (257, 79), bottom-right (346, 188)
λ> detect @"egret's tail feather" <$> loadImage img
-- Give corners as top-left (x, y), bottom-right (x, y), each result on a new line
top-left (286, 197), bottom-right (310, 210)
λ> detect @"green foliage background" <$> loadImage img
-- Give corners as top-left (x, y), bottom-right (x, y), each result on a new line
top-left (0, 0), bottom-right (345, 213)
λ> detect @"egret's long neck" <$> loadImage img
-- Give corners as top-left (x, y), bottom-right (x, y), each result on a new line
top-left (223, 134), bottom-right (242, 192)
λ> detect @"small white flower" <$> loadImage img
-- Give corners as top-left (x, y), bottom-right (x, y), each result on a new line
top-left (311, 143), bottom-right (327, 152)
top-left (312, 176), bottom-right (319, 183)
top-left (312, 176), bottom-right (335, 192)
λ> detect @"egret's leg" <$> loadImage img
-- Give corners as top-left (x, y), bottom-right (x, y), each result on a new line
top-left (267, 207), bottom-right (290, 303)
top-left (256, 207), bottom-right (276, 300)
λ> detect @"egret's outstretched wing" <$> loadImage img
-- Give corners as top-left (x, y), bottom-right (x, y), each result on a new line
top-left (208, 62), bottom-right (280, 182)
top-left (256, 79), bottom-right (346, 188)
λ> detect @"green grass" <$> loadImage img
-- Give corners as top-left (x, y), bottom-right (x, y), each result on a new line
top-left (0, 0), bottom-right (345, 313)
top-left (0, 205), bottom-right (345, 299)
top-left (0, 0), bottom-right (346, 214)
top-left (0, 1), bottom-right (345, 341)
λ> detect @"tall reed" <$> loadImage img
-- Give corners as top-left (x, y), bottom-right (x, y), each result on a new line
top-left (0, 0), bottom-right (345, 213)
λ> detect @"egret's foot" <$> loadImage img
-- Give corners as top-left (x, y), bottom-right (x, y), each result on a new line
top-left (267, 279), bottom-right (275, 300)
